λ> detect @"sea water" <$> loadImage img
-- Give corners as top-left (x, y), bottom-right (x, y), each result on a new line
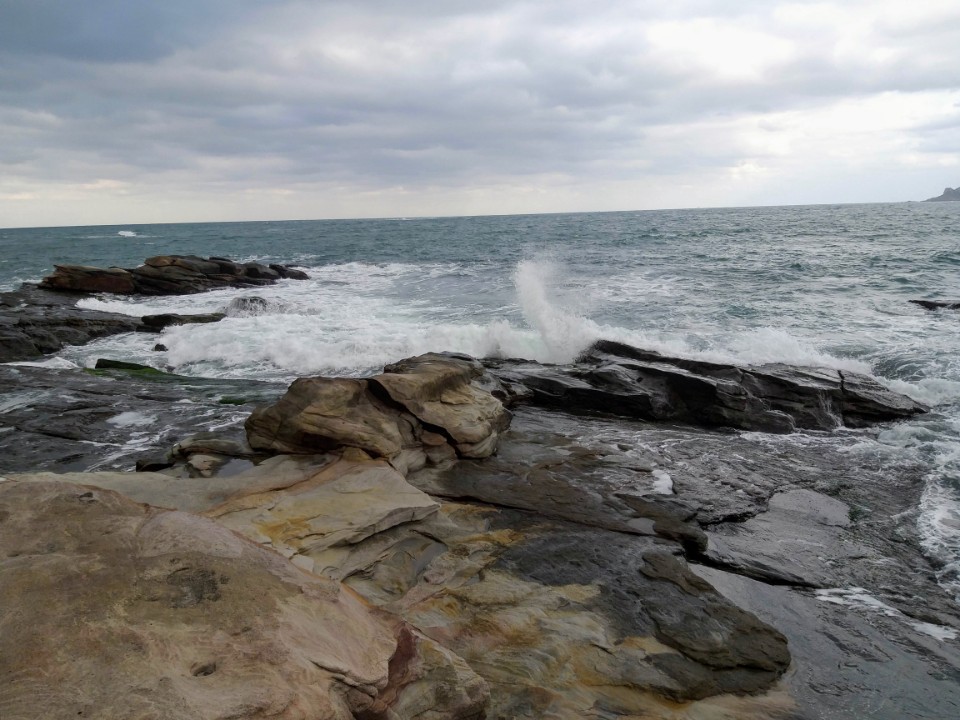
top-left (2, 202), bottom-right (959, 597)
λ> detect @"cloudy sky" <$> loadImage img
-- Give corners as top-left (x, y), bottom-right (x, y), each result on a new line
top-left (1, 0), bottom-right (958, 227)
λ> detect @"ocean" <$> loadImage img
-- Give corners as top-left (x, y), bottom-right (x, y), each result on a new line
top-left (2, 201), bottom-right (960, 598)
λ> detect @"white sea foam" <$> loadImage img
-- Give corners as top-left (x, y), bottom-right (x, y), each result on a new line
top-left (65, 259), bottom-right (893, 389)
top-left (651, 469), bottom-right (674, 495)
top-left (6, 357), bottom-right (81, 370)
top-left (106, 411), bottom-right (157, 427)
top-left (117, 230), bottom-right (138, 237)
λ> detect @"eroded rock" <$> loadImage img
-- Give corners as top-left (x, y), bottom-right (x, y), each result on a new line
top-left (0, 479), bottom-right (487, 720)
top-left (487, 339), bottom-right (926, 432)
top-left (38, 255), bottom-right (309, 296)
top-left (246, 354), bottom-right (510, 461)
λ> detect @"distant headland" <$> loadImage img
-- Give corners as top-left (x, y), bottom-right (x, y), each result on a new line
top-left (925, 186), bottom-right (960, 201)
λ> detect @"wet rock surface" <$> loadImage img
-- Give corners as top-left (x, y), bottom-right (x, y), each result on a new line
top-left (0, 363), bottom-right (282, 473)
top-left (2, 344), bottom-right (959, 719)
top-left (39, 254), bottom-right (309, 295)
top-left (0, 285), bottom-right (142, 362)
top-left (488, 339), bottom-right (927, 432)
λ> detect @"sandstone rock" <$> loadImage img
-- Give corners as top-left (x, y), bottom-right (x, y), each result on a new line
top-left (38, 264), bottom-right (135, 293)
top-left (0, 479), bottom-right (486, 720)
top-left (374, 353), bottom-right (511, 457)
top-left (145, 254), bottom-right (224, 276)
top-left (246, 356), bottom-right (510, 460)
top-left (335, 501), bottom-right (792, 715)
top-left (208, 457), bottom-right (440, 575)
top-left (246, 378), bottom-right (407, 457)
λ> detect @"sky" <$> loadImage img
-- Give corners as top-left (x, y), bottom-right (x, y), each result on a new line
top-left (1, 0), bottom-right (959, 228)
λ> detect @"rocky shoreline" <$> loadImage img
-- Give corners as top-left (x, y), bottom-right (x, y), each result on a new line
top-left (1, 264), bottom-right (959, 719)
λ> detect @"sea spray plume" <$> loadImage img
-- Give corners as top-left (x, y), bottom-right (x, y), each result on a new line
top-left (513, 259), bottom-right (601, 363)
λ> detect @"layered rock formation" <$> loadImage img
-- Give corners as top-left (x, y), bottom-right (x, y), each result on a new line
top-left (3, 345), bottom-right (957, 719)
top-left (0, 479), bottom-right (487, 719)
top-left (0, 255), bottom-right (304, 362)
top-left (0, 284), bottom-right (142, 362)
top-left (246, 353), bottom-right (512, 462)
top-left (39, 255), bottom-right (309, 295)
top-left (487, 339), bottom-right (927, 432)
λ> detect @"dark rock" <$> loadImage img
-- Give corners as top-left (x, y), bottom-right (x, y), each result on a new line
top-left (242, 262), bottom-right (280, 280)
top-left (94, 359), bottom-right (165, 373)
top-left (208, 257), bottom-right (244, 275)
top-left (139, 312), bottom-right (226, 330)
top-left (136, 456), bottom-right (174, 472)
top-left (38, 265), bottom-right (136, 294)
top-left (144, 255), bottom-right (223, 275)
top-left (153, 343), bottom-right (168, 351)
top-left (494, 524), bottom-right (790, 702)
top-left (911, 299), bottom-right (960, 311)
top-left (225, 296), bottom-right (270, 316)
top-left (925, 186), bottom-right (960, 202)
top-left (270, 263), bottom-right (309, 280)
top-left (0, 364), bottom-right (283, 473)
top-left (640, 551), bottom-right (790, 672)
top-left (486, 339), bottom-right (926, 433)
top-left (37, 255), bottom-right (309, 297)
top-left (0, 285), bottom-right (142, 362)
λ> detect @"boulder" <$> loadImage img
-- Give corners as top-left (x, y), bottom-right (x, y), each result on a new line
top-left (226, 295), bottom-right (270, 316)
top-left (246, 378), bottom-right (407, 457)
top-left (243, 262), bottom-right (281, 280)
top-left (271, 264), bottom-right (310, 280)
top-left (0, 479), bottom-right (488, 720)
top-left (139, 312), bottom-right (226, 330)
top-left (38, 265), bottom-right (136, 294)
top-left (487, 339), bottom-right (926, 433)
top-left (246, 355), bottom-right (511, 460)
top-left (373, 353), bottom-right (512, 457)
top-left (37, 255), bottom-right (310, 297)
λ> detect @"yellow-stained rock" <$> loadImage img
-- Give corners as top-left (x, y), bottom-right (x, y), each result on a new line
top-left (0, 479), bottom-right (486, 720)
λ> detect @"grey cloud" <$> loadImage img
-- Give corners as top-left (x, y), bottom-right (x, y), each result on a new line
top-left (1, 0), bottom-right (959, 224)
top-left (0, 0), bottom-right (271, 62)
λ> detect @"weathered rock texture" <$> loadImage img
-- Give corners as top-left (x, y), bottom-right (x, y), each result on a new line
top-left (0, 479), bottom-right (487, 720)
top-left (5, 346), bottom-right (957, 719)
top-left (39, 255), bottom-right (308, 295)
top-left (246, 353), bottom-right (511, 461)
top-left (0, 285), bottom-right (142, 362)
top-left (487, 339), bottom-right (926, 432)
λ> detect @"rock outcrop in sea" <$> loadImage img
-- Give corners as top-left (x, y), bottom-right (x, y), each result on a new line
top-left (1, 261), bottom-right (958, 719)
top-left (925, 186), bottom-right (960, 202)
top-left (39, 254), bottom-right (309, 295)
top-left (0, 256), bottom-right (307, 362)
